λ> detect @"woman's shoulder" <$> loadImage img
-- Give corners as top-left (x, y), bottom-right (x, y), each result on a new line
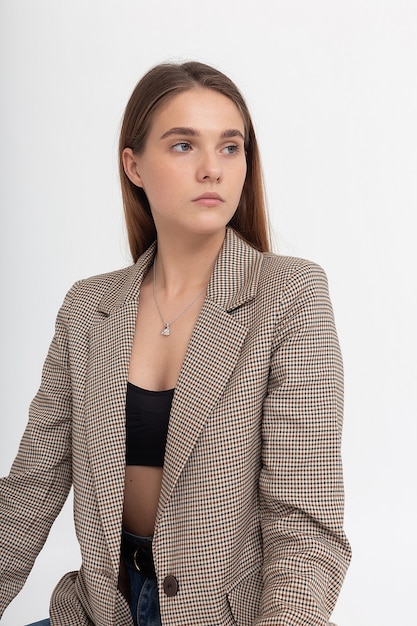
top-left (260, 251), bottom-right (328, 286)
top-left (78, 264), bottom-right (134, 290)
top-left (252, 252), bottom-right (334, 323)
top-left (66, 241), bottom-right (156, 308)
top-left (60, 263), bottom-right (138, 319)
top-left (72, 264), bottom-right (134, 296)
top-left (254, 251), bottom-right (333, 313)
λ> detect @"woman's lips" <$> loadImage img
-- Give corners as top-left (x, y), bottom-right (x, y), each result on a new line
top-left (193, 192), bottom-right (225, 207)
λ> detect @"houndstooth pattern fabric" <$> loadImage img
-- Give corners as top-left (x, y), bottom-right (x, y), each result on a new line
top-left (0, 228), bottom-right (351, 625)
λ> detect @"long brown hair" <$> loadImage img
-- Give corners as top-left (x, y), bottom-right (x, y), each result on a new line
top-left (119, 61), bottom-right (270, 262)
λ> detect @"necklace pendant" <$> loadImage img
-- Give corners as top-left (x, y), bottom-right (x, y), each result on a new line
top-left (161, 322), bottom-right (171, 336)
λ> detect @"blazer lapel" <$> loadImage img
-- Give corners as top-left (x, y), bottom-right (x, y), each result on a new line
top-left (84, 243), bottom-right (156, 571)
top-left (156, 228), bottom-right (263, 529)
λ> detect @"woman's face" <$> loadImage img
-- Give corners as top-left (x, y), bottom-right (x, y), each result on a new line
top-left (123, 87), bottom-right (247, 240)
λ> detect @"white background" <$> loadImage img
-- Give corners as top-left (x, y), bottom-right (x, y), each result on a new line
top-left (1, 1), bottom-right (416, 624)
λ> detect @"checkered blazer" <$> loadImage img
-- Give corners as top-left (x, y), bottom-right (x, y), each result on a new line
top-left (0, 228), bottom-right (350, 625)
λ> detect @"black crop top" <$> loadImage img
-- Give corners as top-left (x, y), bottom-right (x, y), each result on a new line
top-left (125, 382), bottom-right (174, 467)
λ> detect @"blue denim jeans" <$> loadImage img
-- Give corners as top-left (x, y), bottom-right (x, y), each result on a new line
top-left (26, 533), bottom-right (161, 626)
top-left (124, 533), bottom-right (161, 626)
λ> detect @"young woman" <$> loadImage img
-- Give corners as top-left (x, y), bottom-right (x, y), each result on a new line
top-left (0, 61), bottom-right (351, 626)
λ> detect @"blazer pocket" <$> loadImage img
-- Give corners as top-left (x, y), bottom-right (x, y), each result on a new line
top-left (226, 562), bottom-right (262, 626)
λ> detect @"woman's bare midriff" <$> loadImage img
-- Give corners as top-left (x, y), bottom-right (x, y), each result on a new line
top-left (123, 466), bottom-right (163, 536)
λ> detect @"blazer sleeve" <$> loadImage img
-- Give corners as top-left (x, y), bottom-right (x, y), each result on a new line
top-left (0, 282), bottom-right (80, 617)
top-left (257, 262), bottom-right (351, 626)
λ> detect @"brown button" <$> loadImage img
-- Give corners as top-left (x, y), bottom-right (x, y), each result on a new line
top-left (163, 575), bottom-right (179, 597)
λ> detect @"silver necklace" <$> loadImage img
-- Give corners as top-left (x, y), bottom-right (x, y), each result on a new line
top-left (152, 260), bottom-right (207, 336)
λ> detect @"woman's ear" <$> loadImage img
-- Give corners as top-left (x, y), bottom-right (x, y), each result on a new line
top-left (122, 148), bottom-right (144, 188)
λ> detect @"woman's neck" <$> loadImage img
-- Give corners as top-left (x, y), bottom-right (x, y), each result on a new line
top-left (153, 228), bottom-right (226, 297)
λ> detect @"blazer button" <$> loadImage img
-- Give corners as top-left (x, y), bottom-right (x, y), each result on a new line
top-left (163, 575), bottom-right (179, 597)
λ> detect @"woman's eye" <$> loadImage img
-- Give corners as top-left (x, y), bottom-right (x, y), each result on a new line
top-left (222, 144), bottom-right (239, 155)
top-left (172, 142), bottom-right (191, 152)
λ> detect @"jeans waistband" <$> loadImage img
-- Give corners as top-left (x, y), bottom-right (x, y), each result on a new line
top-left (122, 530), bottom-right (155, 578)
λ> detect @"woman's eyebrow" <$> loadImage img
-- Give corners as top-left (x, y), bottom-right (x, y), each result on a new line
top-left (159, 127), bottom-right (244, 140)
top-left (221, 129), bottom-right (245, 140)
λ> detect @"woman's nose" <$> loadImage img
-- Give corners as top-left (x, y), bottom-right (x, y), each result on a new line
top-left (196, 152), bottom-right (222, 182)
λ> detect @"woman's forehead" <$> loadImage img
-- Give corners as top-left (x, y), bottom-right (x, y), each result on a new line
top-left (150, 88), bottom-right (245, 136)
